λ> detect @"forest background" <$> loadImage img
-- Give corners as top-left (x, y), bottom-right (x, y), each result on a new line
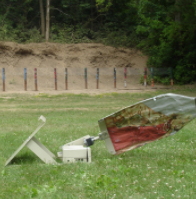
top-left (0, 0), bottom-right (196, 85)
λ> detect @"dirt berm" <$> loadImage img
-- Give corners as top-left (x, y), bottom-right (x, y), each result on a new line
top-left (0, 42), bottom-right (149, 94)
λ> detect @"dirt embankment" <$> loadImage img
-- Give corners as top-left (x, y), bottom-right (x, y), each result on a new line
top-left (0, 42), bottom-right (149, 94)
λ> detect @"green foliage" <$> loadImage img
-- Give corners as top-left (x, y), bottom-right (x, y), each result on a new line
top-left (136, 0), bottom-right (196, 84)
top-left (174, 64), bottom-right (196, 85)
top-left (139, 75), bottom-right (151, 85)
top-left (154, 76), bottom-right (171, 85)
top-left (96, 0), bottom-right (112, 12)
top-left (140, 75), bottom-right (171, 85)
top-left (50, 24), bottom-right (95, 43)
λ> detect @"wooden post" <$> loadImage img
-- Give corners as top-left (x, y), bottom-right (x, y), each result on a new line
top-left (114, 68), bottom-right (116, 88)
top-left (65, 68), bottom-right (68, 90)
top-left (85, 68), bottom-right (87, 89)
top-left (91, 0), bottom-right (93, 31)
top-left (54, 68), bottom-right (57, 90)
top-left (170, 67), bottom-right (173, 86)
top-left (34, 68), bottom-right (38, 91)
top-left (96, 68), bottom-right (99, 89)
top-left (2, 68), bottom-right (5, 91)
top-left (39, 0), bottom-right (45, 37)
top-left (45, 0), bottom-right (50, 41)
top-left (124, 67), bottom-right (127, 88)
top-left (144, 68), bottom-right (147, 87)
top-left (151, 67), bottom-right (154, 88)
top-left (24, 68), bottom-right (27, 91)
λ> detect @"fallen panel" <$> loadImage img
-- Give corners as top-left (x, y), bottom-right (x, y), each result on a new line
top-left (98, 93), bottom-right (196, 155)
top-left (5, 115), bottom-right (56, 166)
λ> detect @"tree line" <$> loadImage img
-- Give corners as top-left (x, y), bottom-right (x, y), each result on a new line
top-left (0, 0), bottom-right (196, 84)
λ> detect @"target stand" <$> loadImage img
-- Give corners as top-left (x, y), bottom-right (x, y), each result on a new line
top-left (5, 116), bottom-right (57, 166)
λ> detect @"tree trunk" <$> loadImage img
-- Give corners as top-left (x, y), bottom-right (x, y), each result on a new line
top-left (39, 0), bottom-right (45, 37)
top-left (91, 0), bottom-right (93, 31)
top-left (175, 0), bottom-right (181, 22)
top-left (45, 0), bottom-right (50, 42)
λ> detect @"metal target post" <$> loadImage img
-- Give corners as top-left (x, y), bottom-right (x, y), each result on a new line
top-left (124, 67), bottom-right (127, 88)
top-left (151, 67), bottom-right (154, 88)
top-left (54, 68), bottom-right (57, 90)
top-left (85, 68), bottom-right (87, 89)
top-left (24, 68), bottom-right (27, 91)
top-left (2, 68), bottom-right (5, 91)
top-left (34, 68), bottom-right (38, 91)
top-left (170, 67), bottom-right (173, 86)
top-left (144, 68), bottom-right (147, 87)
top-left (114, 68), bottom-right (116, 88)
top-left (96, 68), bottom-right (99, 89)
top-left (65, 68), bottom-right (68, 90)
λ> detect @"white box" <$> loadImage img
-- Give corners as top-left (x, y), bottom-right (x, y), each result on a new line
top-left (57, 145), bottom-right (91, 163)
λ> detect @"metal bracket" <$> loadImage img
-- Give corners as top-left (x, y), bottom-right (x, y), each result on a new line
top-left (99, 131), bottom-right (109, 140)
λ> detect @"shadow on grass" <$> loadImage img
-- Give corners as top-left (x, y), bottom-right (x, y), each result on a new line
top-left (10, 153), bottom-right (40, 165)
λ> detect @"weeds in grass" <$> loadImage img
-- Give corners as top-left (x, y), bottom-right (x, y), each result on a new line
top-left (9, 79), bottom-right (16, 84)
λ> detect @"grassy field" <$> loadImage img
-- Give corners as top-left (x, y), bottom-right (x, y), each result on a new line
top-left (0, 90), bottom-right (196, 199)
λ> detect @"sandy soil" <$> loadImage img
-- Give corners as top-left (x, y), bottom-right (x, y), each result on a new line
top-left (0, 41), bottom-right (169, 95)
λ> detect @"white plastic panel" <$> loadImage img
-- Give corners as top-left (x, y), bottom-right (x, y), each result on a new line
top-left (5, 116), bottom-right (56, 166)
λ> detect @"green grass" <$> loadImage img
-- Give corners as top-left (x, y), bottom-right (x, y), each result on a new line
top-left (0, 90), bottom-right (196, 199)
